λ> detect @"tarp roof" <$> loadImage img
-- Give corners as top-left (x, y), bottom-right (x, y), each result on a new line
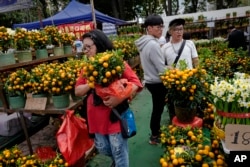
top-left (0, 0), bottom-right (34, 13)
top-left (13, 0), bottom-right (126, 29)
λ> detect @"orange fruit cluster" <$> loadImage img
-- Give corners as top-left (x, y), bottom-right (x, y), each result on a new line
top-left (83, 50), bottom-right (124, 88)
top-left (159, 125), bottom-right (227, 167)
top-left (160, 67), bottom-right (210, 108)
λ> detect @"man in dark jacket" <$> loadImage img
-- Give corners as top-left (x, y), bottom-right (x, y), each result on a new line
top-left (227, 25), bottom-right (247, 51)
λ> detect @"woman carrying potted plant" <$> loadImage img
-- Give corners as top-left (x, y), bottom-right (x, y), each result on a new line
top-left (75, 29), bottom-right (142, 167)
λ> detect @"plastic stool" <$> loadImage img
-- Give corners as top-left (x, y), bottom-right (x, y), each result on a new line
top-left (172, 116), bottom-right (203, 128)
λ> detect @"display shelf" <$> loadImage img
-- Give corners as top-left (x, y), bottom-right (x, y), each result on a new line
top-left (183, 15), bottom-right (249, 39)
top-left (0, 98), bottom-right (83, 115)
top-left (0, 53), bottom-right (84, 156)
top-left (0, 53), bottom-right (74, 72)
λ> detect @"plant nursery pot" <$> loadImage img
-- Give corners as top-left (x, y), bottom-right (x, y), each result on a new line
top-left (16, 50), bottom-right (32, 63)
top-left (174, 105), bottom-right (196, 123)
top-left (64, 45), bottom-right (73, 54)
top-left (0, 52), bottom-right (16, 67)
top-left (52, 94), bottom-right (70, 109)
top-left (53, 47), bottom-right (64, 56)
top-left (8, 94), bottom-right (26, 109)
top-left (35, 49), bottom-right (48, 59)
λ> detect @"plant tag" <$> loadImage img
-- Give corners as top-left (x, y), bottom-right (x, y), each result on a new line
top-left (25, 97), bottom-right (47, 110)
top-left (225, 124), bottom-right (250, 151)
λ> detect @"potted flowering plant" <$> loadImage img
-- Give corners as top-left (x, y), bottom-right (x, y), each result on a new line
top-left (0, 26), bottom-right (14, 53)
top-left (83, 50), bottom-right (134, 100)
top-left (0, 26), bottom-right (15, 66)
top-left (13, 28), bottom-right (33, 62)
top-left (30, 30), bottom-right (49, 50)
top-left (44, 26), bottom-right (64, 56)
top-left (14, 28), bottom-right (32, 51)
top-left (61, 32), bottom-right (75, 54)
top-left (160, 60), bottom-right (212, 122)
top-left (43, 62), bottom-right (76, 108)
top-left (29, 63), bottom-right (49, 96)
top-left (112, 37), bottom-right (139, 62)
top-left (30, 30), bottom-right (50, 59)
top-left (211, 72), bottom-right (250, 139)
top-left (83, 50), bottom-right (125, 88)
top-left (4, 68), bottom-right (31, 108)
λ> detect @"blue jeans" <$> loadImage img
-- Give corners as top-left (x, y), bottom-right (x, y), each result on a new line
top-left (94, 133), bottom-right (129, 167)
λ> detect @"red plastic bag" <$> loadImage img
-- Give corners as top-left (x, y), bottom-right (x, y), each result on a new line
top-left (56, 110), bottom-right (94, 166)
top-left (95, 79), bottom-right (133, 99)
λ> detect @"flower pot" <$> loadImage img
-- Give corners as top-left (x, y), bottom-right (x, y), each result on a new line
top-left (64, 45), bottom-right (73, 54)
top-left (16, 50), bottom-right (32, 63)
top-left (174, 105), bottom-right (196, 123)
top-left (53, 47), bottom-right (64, 56)
top-left (0, 52), bottom-right (16, 67)
top-left (35, 49), bottom-right (48, 59)
top-left (52, 94), bottom-right (70, 109)
top-left (8, 94), bottom-right (26, 109)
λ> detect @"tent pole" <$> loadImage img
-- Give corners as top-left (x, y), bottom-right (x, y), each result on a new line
top-left (90, 0), bottom-right (97, 29)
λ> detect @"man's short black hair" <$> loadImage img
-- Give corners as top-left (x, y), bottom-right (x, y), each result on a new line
top-left (143, 14), bottom-right (164, 28)
top-left (228, 25), bottom-right (235, 30)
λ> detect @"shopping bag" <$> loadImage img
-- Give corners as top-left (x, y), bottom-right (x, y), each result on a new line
top-left (56, 110), bottom-right (94, 166)
top-left (112, 108), bottom-right (137, 138)
top-left (95, 79), bottom-right (133, 99)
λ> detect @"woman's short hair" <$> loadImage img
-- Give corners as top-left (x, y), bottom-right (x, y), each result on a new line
top-left (82, 29), bottom-right (113, 53)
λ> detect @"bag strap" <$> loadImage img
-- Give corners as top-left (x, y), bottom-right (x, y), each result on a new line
top-left (112, 108), bottom-right (122, 120)
top-left (173, 40), bottom-right (186, 66)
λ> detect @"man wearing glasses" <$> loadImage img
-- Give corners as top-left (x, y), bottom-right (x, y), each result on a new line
top-left (135, 14), bottom-right (168, 145)
top-left (161, 18), bottom-right (199, 121)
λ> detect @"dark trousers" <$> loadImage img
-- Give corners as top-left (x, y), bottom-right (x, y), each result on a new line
top-left (166, 99), bottom-right (175, 122)
top-left (145, 83), bottom-right (167, 136)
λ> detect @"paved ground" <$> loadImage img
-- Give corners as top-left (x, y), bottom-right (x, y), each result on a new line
top-left (18, 117), bottom-right (59, 155)
top-left (17, 88), bottom-right (170, 167)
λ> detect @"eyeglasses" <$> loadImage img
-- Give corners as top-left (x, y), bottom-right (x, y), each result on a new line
top-left (172, 28), bottom-right (184, 32)
top-left (83, 43), bottom-right (94, 52)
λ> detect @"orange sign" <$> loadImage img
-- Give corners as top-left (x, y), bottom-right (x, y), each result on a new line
top-left (57, 22), bottom-right (94, 39)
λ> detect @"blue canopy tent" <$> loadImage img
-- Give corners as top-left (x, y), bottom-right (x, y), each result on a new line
top-left (13, 0), bottom-right (126, 29)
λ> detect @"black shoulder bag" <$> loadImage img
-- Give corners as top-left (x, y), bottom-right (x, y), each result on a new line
top-left (173, 40), bottom-right (186, 67)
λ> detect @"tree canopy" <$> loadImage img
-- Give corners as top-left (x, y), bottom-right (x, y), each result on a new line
top-left (0, 0), bottom-right (247, 28)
